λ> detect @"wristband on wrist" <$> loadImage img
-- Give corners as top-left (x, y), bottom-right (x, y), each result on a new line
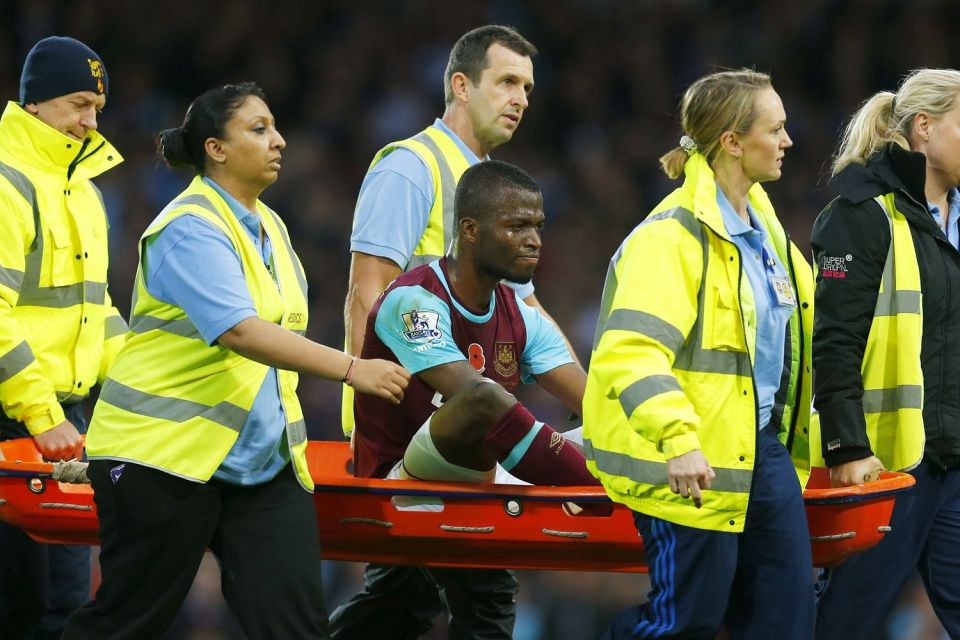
top-left (342, 356), bottom-right (358, 387)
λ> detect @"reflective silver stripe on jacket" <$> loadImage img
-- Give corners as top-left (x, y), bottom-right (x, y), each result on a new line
top-left (862, 385), bottom-right (923, 413)
top-left (0, 160), bottom-right (40, 296)
top-left (99, 378), bottom-right (249, 433)
top-left (0, 159), bottom-right (109, 308)
top-left (873, 196), bottom-right (923, 317)
top-left (600, 309), bottom-right (686, 356)
top-left (18, 281), bottom-right (106, 307)
top-left (0, 341), bottom-right (36, 383)
top-left (585, 438), bottom-right (753, 494)
top-left (287, 418), bottom-right (307, 446)
top-left (406, 129), bottom-right (456, 271)
top-left (619, 375), bottom-right (682, 418)
top-left (867, 197), bottom-right (923, 414)
top-left (104, 315), bottom-right (129, 339)
top-left (128, 314), bottom-right (203, 341)
top-left (593, 206), bottom-right (752, 382)
top-left (0, 265), bottom-right (24, 292)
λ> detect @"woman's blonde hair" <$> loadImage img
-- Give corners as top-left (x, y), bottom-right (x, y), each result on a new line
top-left (832, 68), bottom-right (960, 176)
top-left (660, 69), bottom-right (772, 179)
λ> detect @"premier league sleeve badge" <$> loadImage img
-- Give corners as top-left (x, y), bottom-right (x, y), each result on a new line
top-left (401, 309), bottom-right (443, 345)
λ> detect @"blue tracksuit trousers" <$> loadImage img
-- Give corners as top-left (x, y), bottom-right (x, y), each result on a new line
top-left (603, 426), bottom-right (815, 640)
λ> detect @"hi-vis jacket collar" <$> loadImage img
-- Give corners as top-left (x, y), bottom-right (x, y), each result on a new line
top-left (682, 152), bottom-right (778, 243)
top-left (0, 101), bottom-right (122, 180)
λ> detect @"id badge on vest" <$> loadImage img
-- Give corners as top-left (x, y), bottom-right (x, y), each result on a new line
top-left (760, 244), bottom-right (795, 308)
top-left (770, 274), bottom-right (796, 307)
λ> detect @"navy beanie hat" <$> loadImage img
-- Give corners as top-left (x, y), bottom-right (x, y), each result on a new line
top-left (19, 36), bottom-right (108, 104)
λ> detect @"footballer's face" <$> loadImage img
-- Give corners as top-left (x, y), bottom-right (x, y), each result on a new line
top-left (474, 188), bottom-right (544, 284)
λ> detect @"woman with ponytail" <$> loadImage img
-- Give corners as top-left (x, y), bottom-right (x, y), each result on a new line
top-left (63, 83), bottom-right (409, 640)
top-left (584, 69), bottom-right (815, 639)
top-left (812, 69), bottom-right (960, 640)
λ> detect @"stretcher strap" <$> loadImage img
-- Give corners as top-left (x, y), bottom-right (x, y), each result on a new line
top-left (52, 460), bottom-right (90, 484)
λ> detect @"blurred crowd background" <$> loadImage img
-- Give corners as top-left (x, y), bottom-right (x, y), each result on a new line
top-left (2, 0), bottom-right (956, 638)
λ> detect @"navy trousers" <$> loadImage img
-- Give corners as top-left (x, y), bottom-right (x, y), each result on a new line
top-left (0, 402), bottom-right (90, 640)
top-left (603, 426), bottom-right (815, 640)
top-left (815, 460), bottom-right (960, 639)
top-left (62, 460), bottom-right (329, 640)
top-left (329, 564), bottom-right (518, 640)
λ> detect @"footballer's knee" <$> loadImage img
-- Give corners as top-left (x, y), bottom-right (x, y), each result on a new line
top-left (437, 379), bottom-right (514, 445)
top-left (460, 379), bottom-right (516, 427)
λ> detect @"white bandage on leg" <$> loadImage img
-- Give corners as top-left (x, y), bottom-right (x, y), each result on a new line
top-left (401, 418), bottom-right (496, 483)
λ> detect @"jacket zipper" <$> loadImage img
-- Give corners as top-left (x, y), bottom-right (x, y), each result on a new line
top-left (896, 192), bottom-right (948, 451)
top-left (936, 246), bottom-right (948, 445)
top-left (921, 197), bottom-right (956, 449)
top-left (734, 241), bottom-right (762, 519)
top-left (67, 139), bottom-right (105, 180)
top-left (783, 234), bottom-right (804, 452)
top-left (699, 217), bottom-right (761, 521)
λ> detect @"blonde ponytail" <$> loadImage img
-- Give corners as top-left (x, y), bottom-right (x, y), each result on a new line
top-left (832, 68), bottom-right (960, 176)
top-left (831, 92), bottom-right (905, 175)
top-left (660, 69), bottom-right (772, 179)
top-left (659, 147), bottom-right (689, 180)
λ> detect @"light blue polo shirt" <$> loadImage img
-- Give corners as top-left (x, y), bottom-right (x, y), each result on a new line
top-left (142, 177), bottom-right (288, 485)
top-left (716, 187), bottom-right (794, 431)
top-left (350, 117), bottom-right (535, 299)
top-left (928, 187), bottom-right (960, 250)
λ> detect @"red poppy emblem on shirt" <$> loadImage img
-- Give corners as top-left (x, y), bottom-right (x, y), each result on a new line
top-left (468, 343), bottom-right (486, 372)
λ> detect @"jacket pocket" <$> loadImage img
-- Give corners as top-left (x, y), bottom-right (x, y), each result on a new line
top-left (704, 286), bottom-right (745, 351)
top-left (46, 222), bottom-right (81, 287)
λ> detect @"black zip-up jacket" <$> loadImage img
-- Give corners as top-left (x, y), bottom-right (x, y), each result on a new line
top-left (811, 143), bottom-right (960, 470)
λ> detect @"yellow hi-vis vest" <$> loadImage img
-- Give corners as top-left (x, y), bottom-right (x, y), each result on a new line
top-left (341, 123), bottom-right (473, 435)
top-left (368, 124), bottom-right (473, 268)
top-left (810, 193), bottom-right (925, 471)
top-left (0, 101), bottom-right (126, 434)
top-left (86, 177), bottom-right (314, 489)
top-left (583, 153), bottom-right (814, 532)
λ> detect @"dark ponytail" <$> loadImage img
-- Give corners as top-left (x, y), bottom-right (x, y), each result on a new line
top-left (155, 81), bottom-right (267, 174)
top-left (156, 126), bottom-right (192, 169)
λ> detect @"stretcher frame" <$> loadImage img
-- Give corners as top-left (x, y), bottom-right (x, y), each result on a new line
top-left (0, 439), bottom-right (915, 571)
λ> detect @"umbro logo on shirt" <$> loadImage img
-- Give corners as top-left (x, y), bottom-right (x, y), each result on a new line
top-left (549, 432), bottom-right (565, 454)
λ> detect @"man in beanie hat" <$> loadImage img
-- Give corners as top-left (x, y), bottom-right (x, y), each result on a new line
top-left (0, 35), bottom-right (126, 640)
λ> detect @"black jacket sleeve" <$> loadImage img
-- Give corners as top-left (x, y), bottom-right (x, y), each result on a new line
top-left (811, 196), bottom-right (891, 467)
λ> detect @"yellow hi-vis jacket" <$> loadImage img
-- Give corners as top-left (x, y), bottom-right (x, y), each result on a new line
top-left (342, 123), bottom-right (473, 435)
top-left (810, 193), bottom-right (925, 471)
top-left (86, 177), bottom-right (315, 490)
top-left (0, 101), bottom-right (126, 434)
top-left (583, 153), bottom-right (815, 532)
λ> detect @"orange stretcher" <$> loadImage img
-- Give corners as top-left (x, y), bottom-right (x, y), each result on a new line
top-left (0, 438), bottom-right (915, 571)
